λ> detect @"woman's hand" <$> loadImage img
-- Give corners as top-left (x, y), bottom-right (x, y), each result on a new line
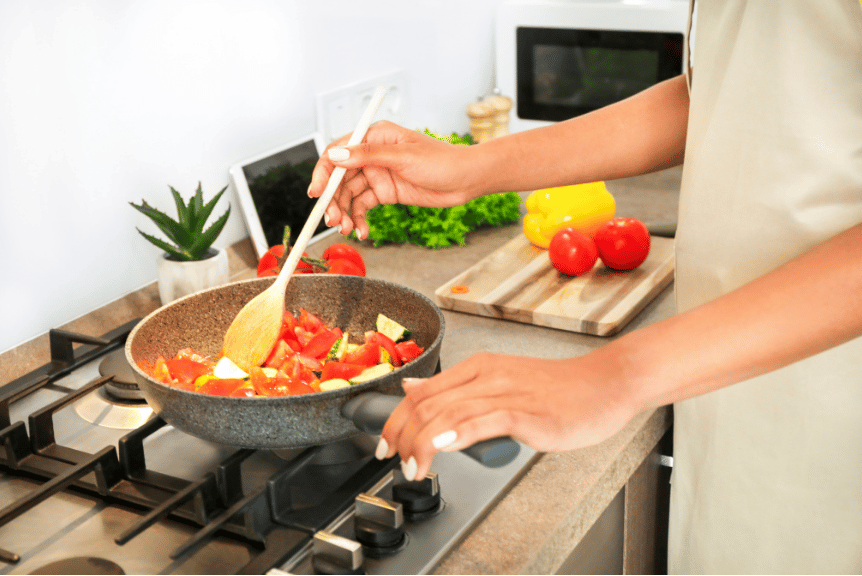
top-left (376, 349), bottom-right (640, 481)
top-left (308, 121), bottom-right (479, 239)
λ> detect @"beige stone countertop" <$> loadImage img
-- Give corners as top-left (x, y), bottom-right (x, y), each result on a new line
top-left (0, 167), bottom-right (682, 575)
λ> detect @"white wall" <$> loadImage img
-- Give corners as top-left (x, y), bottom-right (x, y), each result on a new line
top-left (0, 0), bottom-right (501, 353)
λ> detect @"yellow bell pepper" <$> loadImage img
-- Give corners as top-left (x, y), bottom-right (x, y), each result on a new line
top-left (193, 373), bottom-right (217, 390)
top-left (522, 182), bottom-right (615, 248)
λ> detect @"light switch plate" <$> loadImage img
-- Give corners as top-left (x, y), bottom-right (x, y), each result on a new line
top-left (316, 70), bottom-right (408, 143)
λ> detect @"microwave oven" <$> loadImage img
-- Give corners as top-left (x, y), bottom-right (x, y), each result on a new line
top-left (495, 0), bottom-right (689, 134)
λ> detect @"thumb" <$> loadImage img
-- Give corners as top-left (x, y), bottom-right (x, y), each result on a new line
top-left (327, 142), bottom-right (408, 172)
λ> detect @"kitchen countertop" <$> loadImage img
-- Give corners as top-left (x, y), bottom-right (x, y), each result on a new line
top-left (0, 167), bottom-right (681, 574)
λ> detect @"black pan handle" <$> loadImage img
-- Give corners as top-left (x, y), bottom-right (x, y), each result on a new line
top-left (342, 392), bottom-right (520, 468)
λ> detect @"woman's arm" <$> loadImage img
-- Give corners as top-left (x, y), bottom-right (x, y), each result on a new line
top-left (311, 75), bottom-right (690, 237)
top-left (382, 221), bottom-right (862, 481)
top-left (617, 221), bottom-right (862, 411)
top-left (461, 74), bottom-right (690, 196)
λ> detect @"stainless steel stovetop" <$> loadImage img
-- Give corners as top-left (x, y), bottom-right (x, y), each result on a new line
top-left (0, 322), bottom-right (537, 575)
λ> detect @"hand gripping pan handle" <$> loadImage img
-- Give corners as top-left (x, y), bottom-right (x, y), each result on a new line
top-left (342, 392), bottom-right (521, 468)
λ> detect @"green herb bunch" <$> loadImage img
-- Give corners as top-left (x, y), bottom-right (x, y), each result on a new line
top-left (130, 182), bottom-right (231, 261)
top-left (363, 131), bottom-right (521, 248)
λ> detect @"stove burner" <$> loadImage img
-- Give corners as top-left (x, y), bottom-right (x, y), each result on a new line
top-left (98, 348), bottom-right (144, 401)
top-left (73, 347), bottom-right (153, 429)
top-left (73, 389), bottom-right (153, 429)
top-left (29, 557), bottom-right (125, 575)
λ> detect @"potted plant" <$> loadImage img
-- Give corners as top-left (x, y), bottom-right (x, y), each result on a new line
top-left (130, 182), bottom-right (231, 304)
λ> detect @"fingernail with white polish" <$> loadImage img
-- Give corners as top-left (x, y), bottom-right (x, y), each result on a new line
top-left (324, 212), bottom-right (331, 226)
top-left (307, 184), bottom-right (313, 197)
top-left (328, 147), bottom-right (350, 162)
top-left (337, 224), bottom-right (342, 234)
top-left (432, 430), bottom-right (458, 450)
top-left (402, 456), bottom-right (418, 481)
top-left (356, 227), bottom-right (364, 241)
top-left (401, 377), bottom-right (426, 390)
top-left (375, 437), bottom-right (389, 460)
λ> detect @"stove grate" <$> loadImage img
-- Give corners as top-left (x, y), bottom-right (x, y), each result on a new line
top-left (0, 321), bottom-right (402, 574)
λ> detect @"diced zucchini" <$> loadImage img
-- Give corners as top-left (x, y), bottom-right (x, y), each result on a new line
top-left (319, 378), bottom-right (352, 391)
top-left (325, 333), bottom-right (349, 362)
top-left (213, 357), bottom-right (249, 380)
top-left (349, 363), bottom-right (395, 384)
top-left (346, 343), bottom-right (360, 353)
top-left (376, 314), bottom-right (410, 342)
top-left (379, 346), bottom-right (393, 366)
top-left (261, 367), bottom-right (278, 378)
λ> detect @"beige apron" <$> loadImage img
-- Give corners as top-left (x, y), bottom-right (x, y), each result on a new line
top-left (669, 0), bottom-right (862, 573)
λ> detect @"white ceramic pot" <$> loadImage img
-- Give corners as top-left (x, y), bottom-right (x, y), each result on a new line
top-left (157, 248), bottom-right (230, 305)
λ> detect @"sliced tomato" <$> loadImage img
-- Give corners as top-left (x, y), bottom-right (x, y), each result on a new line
top-left (302, 328), bottom-right (340, 359)
top-left (197, 378), bottom-right (246, 397)
top-left (297, 354), bottom-right (323, 372)
top-left (175, 347), bottom-right (209, 364)
top-left (279, 311), bottom-right (301, 343)
top-left (294, 326), bottom-right (317, 348)
top-left (320, 361), bottom-right (365, 382)
top-left (286, 378), bottom-right (315, 395)
top-left (278, 355), bottom-right (319, 384)
top-left (229, 383), bottom-right (257, 397)
top-left (264, 339), bottom-right (294, 369)
top-left (254, 374), bottom-right (292, 397)
top-left (165, 358), bottom-right (211, 386)
top-left (298, 308), bottom-right (324, 334)
top-left (365, 332), bottom-right (402, 367)
top-left (343, 343), bottom-right (380, 367)
top-left (248, 367), bottom-right (269, 389)
top-left (395, 340), bottom-right (424, 363)
top-left (153, 356), bottom-right (172, 384)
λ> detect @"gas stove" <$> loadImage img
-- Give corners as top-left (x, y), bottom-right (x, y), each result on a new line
top-left (0, 321), bottom-right (537, 574)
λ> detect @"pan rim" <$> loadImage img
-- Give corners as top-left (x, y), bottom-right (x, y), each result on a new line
top-left (125, 274), bottom-right (445, 404)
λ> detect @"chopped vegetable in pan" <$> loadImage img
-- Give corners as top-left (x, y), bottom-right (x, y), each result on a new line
top-left (146, 311), bottom-right (424, 397)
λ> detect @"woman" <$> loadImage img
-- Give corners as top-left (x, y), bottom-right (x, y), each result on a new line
top-left (309, 1), bottom-right (862, 572)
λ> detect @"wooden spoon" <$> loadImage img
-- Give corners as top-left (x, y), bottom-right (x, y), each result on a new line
top-left (223, 86), bottom-right (388, 370)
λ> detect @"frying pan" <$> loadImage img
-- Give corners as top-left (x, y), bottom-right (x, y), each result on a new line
top-left (126, 275), bottom-right (519, 467)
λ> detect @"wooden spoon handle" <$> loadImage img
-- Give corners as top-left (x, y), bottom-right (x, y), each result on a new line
top-left (273, 86), bottom-right (387, 291)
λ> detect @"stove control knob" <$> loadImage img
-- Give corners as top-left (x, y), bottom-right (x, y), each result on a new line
top-left (311, 531), bottom-right (364, 575)
top-left (392, 472), bottom-right (443, 519)
top-left (353, 493), bottom-right (406, 553)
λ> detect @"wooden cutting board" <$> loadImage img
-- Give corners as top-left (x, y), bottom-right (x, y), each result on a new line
top-left (434, 234), bottom-right (675, 336)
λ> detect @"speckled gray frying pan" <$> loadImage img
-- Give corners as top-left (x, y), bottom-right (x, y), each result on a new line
top-left (126, 275), bottom-right (519, 467)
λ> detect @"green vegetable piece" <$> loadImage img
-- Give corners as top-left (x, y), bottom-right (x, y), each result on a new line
top-left (349, 363), bottom-right (395, 383)
top-left (325, 334), bottom-right (349, 362)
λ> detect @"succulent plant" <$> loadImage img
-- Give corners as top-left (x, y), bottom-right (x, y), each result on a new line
top-left (130, 182), bottom-right (231, 261)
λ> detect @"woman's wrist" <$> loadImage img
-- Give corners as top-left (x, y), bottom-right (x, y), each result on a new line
top-left (455, 141), bottom-right (506, 200)
top-left (592, 330), bottom-right (667, 419)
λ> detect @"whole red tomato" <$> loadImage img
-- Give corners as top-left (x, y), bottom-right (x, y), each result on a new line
top-left (322, 244), bottom-right (366, 276)
top-left (594, 217), bottom-right (651, 270)
top-left (256, 245), bottom-right (314, 277)
top-left (327, 258), bottom-right (364, 276)
top-left (549, 228), bottom-right (598, 277)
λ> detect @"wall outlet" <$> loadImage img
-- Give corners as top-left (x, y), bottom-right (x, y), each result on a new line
top-left (316, 70), bottom-right (409, 143)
